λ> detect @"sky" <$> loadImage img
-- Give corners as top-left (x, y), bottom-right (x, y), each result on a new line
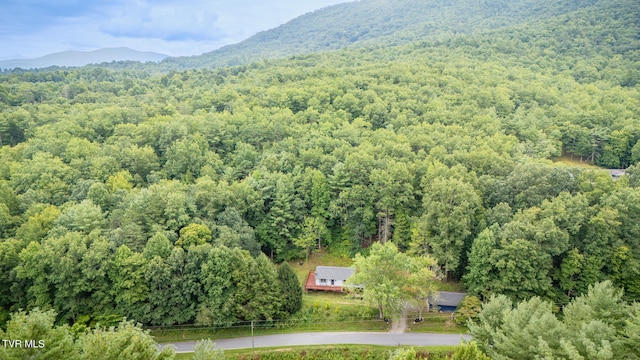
top-left (0, 0), bottom-right (351, 61)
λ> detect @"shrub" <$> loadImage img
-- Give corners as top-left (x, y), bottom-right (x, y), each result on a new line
top-left (453, 296), bottom-right (481, 326)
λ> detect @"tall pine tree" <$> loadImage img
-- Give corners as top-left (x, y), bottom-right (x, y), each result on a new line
top-left (277, 262), bottom-right (302, 316)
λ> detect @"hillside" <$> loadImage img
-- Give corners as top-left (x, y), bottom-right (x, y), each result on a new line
top-left (161, 0), bottom-right (602, 69)
top-left (0, 47), bottom-right (168, 70)
top-left (0, 0), bottom-right (639, 347)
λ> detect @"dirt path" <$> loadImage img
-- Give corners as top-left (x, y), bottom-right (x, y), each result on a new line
top-left (389, 306), bottom-right (407, 334)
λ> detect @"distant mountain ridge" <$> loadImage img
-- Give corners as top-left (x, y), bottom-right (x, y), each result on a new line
top-left (2, 0), bottom-right (629, 73)
top-left (161, 0), bottom-right (602, 69)
top-left (0, 47), bottom-right (168, 70)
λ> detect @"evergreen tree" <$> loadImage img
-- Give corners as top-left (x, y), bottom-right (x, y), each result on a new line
top-left (257, 176), bottom-right (299, 260)
top-left (470, 281), bottom-right (634, 359)
top-left (623, 304), bottom-right (640, 358)
top-left (277, 262), bottom-right (303, 316)
top-left (392, 210), bottom-right (411, 251)
top-left (0, 308), bottom-right (78, 360)
top-left (463, 227), bottom-right (498, 299)
top-left (78, 321), bottom-right (175, 360)
top-left (451, 342), bottom-right (490, 360)
top-left (418, 177), bottom-right (483, 278)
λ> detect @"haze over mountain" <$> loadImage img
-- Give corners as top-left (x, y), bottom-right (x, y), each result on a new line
top-left (161, 0), bottom-right (603, 69)
top-left (0, 47), bottom-right (167, 70)
top-left (2, 0), bottom-right (627, 73)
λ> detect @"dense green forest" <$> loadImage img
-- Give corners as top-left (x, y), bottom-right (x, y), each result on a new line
top-left (161, 0), bottom-right (607, 69)
top-left (469, 281), bottom-right (640, 359)
top-left (0, 0), bottom-right (639, 340)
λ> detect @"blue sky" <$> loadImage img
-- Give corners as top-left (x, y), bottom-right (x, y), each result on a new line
top-left (0, 0), bottom-right (350, 61)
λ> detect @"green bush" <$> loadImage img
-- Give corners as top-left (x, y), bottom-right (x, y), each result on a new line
top-left (389, 347), bottom-right (417, 360)
top-left (450, 342), bottom-right (490, 360)
top-left (226, 347), bottom-right (453, 360)
top-left (453, 296), bottom-right (481, 326)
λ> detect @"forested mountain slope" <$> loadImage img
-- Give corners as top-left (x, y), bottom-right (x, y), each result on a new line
top-left (161, 0), bottom-right (603, 69)
top-left (0, 0), bottom-right (639, 331)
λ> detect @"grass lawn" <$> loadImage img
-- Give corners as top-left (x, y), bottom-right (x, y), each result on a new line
top-left (173, 344), bottom-right (460, 359)
top-left (552, 155), bottom-right (602, 169)
top-left (154, 250), bottom-right (466, 344)
top-left (289, 249), bottom-right (464, 295)
top-left (287, 248), bottom-right (352, 285)
top-left (297, 291), bottom-right (387, 331)
top-left (152, 324), bottom-right (259, 343)
top-left (434, 281), bottom-right (465, 292)
top-left (404, 312), bottom-right (466, 334)
top-left (302, 290), bottom-right (365, 309)
top-left (152, 290), bottom-right (387, 343)
top-left (152, 321), bottom-right (383, 343)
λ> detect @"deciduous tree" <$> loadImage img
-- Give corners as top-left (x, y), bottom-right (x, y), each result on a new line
top-left (348, 242), bottom-right (436, 319)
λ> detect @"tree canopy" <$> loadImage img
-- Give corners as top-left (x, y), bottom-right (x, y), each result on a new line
top-left (347, 242), bottom-right (438, 319)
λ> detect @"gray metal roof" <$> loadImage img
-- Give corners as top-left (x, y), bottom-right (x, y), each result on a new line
top-left (432, 291), bottom-right (466, 307)
top-left (315, 266), bottom-right (354, 281)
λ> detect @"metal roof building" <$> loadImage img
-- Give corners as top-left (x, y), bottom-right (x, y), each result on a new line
top-left (304, 266), bottom-right (355, 292)
top-left (429, 291), bottom-right (467, 312)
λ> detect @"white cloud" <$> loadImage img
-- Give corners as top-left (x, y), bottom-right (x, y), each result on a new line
top-left (100, 1), bottom-right (225, 41)
top-left (0, 0), bottom-right (352, 60)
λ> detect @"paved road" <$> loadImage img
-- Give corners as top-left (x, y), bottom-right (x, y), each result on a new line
top-left (159, 332), bottom-right (471, 353)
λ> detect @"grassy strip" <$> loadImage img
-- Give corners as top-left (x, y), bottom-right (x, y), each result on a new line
top-left (152, 290), bottom-right (386, 343)
top-left (552, 155), bottom-right (602, 169)
top-left (152, 319), bottom-right (389, 343)
top-left (434, 282), bottom-right (465, 292)
top-left (404, 313), bottom-right (466, 334)
top-left (152, 314), bottom-right (465, 344)
top-left (174, 344), bottom-right (460, 360)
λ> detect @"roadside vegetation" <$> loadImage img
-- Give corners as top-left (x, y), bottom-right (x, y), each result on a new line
top-left (469, 281), bottom-right (640, 359)
top-left (151, 249), bottom-right (464, 343)
top-left (174, 345), bottom-right (460, 360)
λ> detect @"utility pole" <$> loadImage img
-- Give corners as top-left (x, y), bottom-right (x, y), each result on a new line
top-left (251, 320), bottom-right (254, 359)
